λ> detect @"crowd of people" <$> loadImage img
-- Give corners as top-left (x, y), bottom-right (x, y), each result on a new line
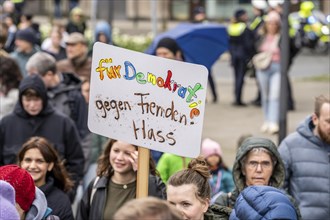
top-left (0, 0), bottom-right (329, 219)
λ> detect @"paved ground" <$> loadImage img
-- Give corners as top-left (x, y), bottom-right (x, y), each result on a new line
top-left (203, 50), bottom-right (329, 167)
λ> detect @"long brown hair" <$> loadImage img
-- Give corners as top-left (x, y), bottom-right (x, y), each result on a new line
top-left (17, 136), bottom-right (74, 192)
top-left (96, 139), bottom-right (159, 177)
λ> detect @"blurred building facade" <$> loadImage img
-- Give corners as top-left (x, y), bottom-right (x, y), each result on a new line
top-left (22, 0), bottom-right (330, 22)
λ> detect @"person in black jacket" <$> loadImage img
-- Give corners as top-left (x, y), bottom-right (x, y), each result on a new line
top-left (18, 136), bottom-right (74, 220)
top-left (227, 9), bottom-right (255, 106)
top-left (0, 74), bottom-right (84, 202)
top-left (26, 51), bottom-right (91, 173)
top-left (76, 139), bottom-right (166, 220)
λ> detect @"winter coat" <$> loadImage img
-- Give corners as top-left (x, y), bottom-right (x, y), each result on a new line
top-left (204, 204), bottom-right (232, 220)
top-left (47, 73), bottom-right (89, 139)
top-left (76, 175), bottom-right (166, 220)
top-left (210, 168), bottom-right (235, 197)
top-left (0, 75), bottom-right (84, 190)
top-left (26, 187), bottom-right (59, 220)
top-left (0, 88), bottom-right (18, 120)
top-left (56, 53), bottom-right (92, 81)
top-left (94, 21), bottom-right (112, 44)
top-left (227, 22), bottom-right (255, 63)
top-left (278, 116), bottom-right (330, 220)
top-left (214, 137), bottom-right (301, 219)
top-left (10, 46), bottom-right (39, 77)
top-left (229, 186), bottom-right (298, 220)
top-left (39, 177), bottom-right (74, 220)
top-left (156, 153), bottom-right (192, 183)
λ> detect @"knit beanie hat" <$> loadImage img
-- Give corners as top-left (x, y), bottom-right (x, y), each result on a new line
top-left (0, 180), bottom-right (20, 220)
top-left (201, 138), bottom-right (223, 159)
top-left (15, 28), bottom-right (37, 44)
top-left (156, 37), bottom-right (182, 56)
top-left (0, 165), bottom-right (36, 212)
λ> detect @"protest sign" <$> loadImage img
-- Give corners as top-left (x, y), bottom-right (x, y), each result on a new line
top-left (88, 42), bottom-right (208, 158)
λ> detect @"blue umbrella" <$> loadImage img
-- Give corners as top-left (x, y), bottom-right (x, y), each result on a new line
top-left (145, 22), bottom-right (229, 70)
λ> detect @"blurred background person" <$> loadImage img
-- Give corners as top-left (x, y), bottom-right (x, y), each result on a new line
top-left (0, 56), bottom-right (22, 119)
top-left (227, 9), bottom-right (254, 106)
top-left (113, 197), bottom-right (182, 220)
top-left (56, 32), bottom-right (91, 81)
top-left (201, 138), bottom-right (234, 199)
top-left (249, 0), bottom-right (268, 107)
top-left (0, 22), bottom-right (10, 56)
top-left (88, 20), bottom-right (112, 57)
top-left (2, 15), bottom-right (17, 53)
top-left (42, 27), bottom-right (67, 61)
top-left (66, 7), bottom-right (86, 35)
top-left (192, 6), bottom-right (218, 103)
top-left (18, 136), bottom-right (74, 220)
top-left (10, 27), bottom-right (40, 77)
top-left (255, 11), bottom-right (281, 135)
top-left (167, 156), bottom-right (230, 219)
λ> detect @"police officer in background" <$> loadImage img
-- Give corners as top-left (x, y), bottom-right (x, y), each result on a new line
top-left (249, 0), bottom-right (268, 107)
top-left (227, 9), bottom-right (254, 106)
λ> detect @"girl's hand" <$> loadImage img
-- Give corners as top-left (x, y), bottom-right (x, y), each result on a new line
top-left (128, 150), bottom-right (138, 171)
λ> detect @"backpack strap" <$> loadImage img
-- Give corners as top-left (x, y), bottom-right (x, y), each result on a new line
top-left (90, 176), bottom-right (100, 206)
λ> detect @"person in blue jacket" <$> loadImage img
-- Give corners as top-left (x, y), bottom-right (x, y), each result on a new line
top-left (229, 185), bottom-right (298, 220)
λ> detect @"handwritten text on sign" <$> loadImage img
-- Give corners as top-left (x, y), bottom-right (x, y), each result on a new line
top-left (88, 43), bottom-right (208, 158)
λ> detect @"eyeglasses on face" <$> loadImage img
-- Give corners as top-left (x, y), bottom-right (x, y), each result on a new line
top-left (246, 161), bottom-right (273, 169)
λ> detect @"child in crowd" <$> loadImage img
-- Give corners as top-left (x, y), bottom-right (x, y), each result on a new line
top-left (201, 138), bottom-right (234, 198)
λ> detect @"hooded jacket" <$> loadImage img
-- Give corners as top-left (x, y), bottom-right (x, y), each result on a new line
top-left (278, 116), bottom-right (330, 220)
top-left (229, 186), bottom-right (298, 220)
top-left (214, 137), bottom-right (292, 217)
top-left (25, 187), bottom-right (59, 220)
top-left (39, 177), bottom-right (74, 220)
top-left (94, 21), bottom-right (112, 44)
top-left (47, 73), bottom-right (89, 139)
top-left (0, 75), bottom-right (84, 191)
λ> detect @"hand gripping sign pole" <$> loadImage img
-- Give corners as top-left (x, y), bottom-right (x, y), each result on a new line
top-left (88, 43), bottom-right (208, 200)
top-left (136, 147), bottom-right (150, 198)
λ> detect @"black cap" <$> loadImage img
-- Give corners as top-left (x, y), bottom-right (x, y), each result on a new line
top-left (15, 28), bottom-right (37, 44)
top-left (235, 9), bottom-right (247, 20)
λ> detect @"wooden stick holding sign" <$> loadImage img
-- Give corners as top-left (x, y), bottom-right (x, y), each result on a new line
top-left (136, 147), bottom-right (150, 198)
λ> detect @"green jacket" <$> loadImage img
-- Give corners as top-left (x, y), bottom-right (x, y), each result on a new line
top-left (156, 153), bottom-right (191, 183)
top-left (204, 204), bottom-right (231, 220)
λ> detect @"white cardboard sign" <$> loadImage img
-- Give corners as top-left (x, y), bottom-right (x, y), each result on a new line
top-left (88, 42), bottom-right (208, 158)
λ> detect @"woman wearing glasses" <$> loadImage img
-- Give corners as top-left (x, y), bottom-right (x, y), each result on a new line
top-left (214, 137), bottom-right (301, 219)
